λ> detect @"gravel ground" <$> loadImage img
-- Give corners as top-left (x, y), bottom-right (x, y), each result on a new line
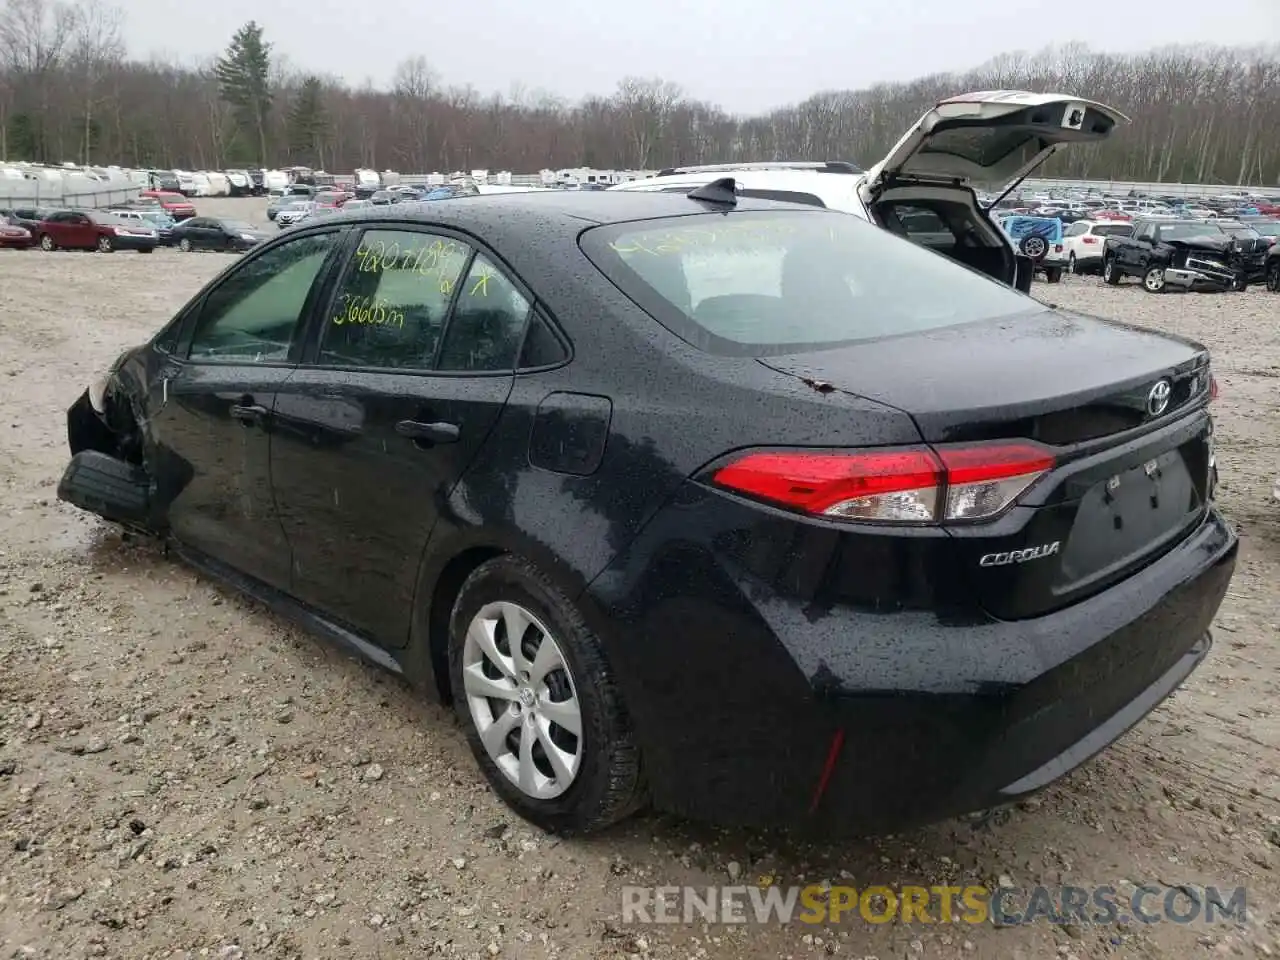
top-left (1, 198), bottom-right (1278, 960)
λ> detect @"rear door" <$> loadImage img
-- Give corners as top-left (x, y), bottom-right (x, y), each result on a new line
top-left (270, 225), bottom-right (528, 650)
top-left (148, 228), bottom-right (347, 589)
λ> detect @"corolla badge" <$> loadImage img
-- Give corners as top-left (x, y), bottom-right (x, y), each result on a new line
top-left (1147, 379), bottom-right (1172, 417)
top-left (979, 541), bottom-right (1061, 567)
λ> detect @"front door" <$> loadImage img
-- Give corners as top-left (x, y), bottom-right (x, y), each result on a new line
top-left (271, 226), bottom-right (532, 649)
top-left (151, 229), bottom-right (345, 589)
top-left (49, 212), bottom-right (92, 248)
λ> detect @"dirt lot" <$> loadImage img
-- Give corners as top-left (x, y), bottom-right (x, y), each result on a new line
top-left (0, 197), bottom-right (1277, 960)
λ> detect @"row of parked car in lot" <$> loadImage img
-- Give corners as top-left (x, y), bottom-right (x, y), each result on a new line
top-left (998, 213), bottom-right (1280, 291)
top-left (987, 187), bottom-right (1280, 291)
top-left (0, 193), bottom-right (273, 254)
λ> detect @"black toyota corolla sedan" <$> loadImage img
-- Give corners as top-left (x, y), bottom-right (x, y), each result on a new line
top-left (57, 187), bottom-right (1237, 835)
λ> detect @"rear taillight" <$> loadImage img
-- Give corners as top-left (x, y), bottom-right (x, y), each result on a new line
top-left (1209, 375), bottom-right (1219, 401)
top-left (1054, 244), bottom-right (1063, 252)
top-left (709, 441), bottom-right (1055, 525)
top-left (1082, 236), bottom-right (1099, 244)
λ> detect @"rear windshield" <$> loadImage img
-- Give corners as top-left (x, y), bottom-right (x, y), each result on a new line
top-left (580, 211), bottom-right (1037, 356)
top-left (1092, 223), bottom-right (1132, 237)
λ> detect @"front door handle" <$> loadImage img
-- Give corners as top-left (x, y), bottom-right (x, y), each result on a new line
top-left (230, 403), bottom-right (268, 424)
top-left (396, 419), bottom-right (460, 444)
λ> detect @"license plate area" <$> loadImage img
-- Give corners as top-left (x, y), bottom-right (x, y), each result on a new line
top-left (1057, 448), bottom-right (1199, 587)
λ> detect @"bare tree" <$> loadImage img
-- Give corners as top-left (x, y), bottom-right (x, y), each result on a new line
top-left (612, 76), bottom-right (682, 168)
top-left (0, 0), bottom-right (79, 159)
top-left (0, 22), bottom-right (1276, 186)
top-left (68, 0), bottom-right (123, 164)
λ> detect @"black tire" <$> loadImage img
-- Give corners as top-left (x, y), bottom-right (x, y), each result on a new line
top-left (448, 555), bottom-right (645, 834)
top-left (1267, 262), bottom-right (1280, 293)
top-left (96, 235), bottom-right (113, 253)
top-left (1068, 253), bottom-right (1078, 275)
top-left (39, 234), bottom-right (55, 252)
top-left (179, 238), bottom-right (192, 253)
top-left (1142, 266), bottom-right (1166, 293)
top-left (1045, 267), bottom-right (1063, 284)
top-left (1103, 257), bottom-right (1121, 285)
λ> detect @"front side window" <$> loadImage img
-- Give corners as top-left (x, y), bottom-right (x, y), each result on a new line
top-left (188, 232), bottom-right (337, 362)
top-left (581, 210), bottom-right (1039, 356)
top-left (319, 229), bottom-right (470, 370)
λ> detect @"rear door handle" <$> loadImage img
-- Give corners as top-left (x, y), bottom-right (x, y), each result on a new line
top-left (396, 419), bottom-right (460, 444)
top-left (230, 403), bottom-right (268, 424)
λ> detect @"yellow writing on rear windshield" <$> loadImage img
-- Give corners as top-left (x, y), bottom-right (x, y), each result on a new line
top-left (609, 218), bottom-right (801, 257)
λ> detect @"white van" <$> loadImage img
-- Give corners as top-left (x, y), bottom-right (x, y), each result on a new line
top-left (205, 172), bottom-right (231, 196)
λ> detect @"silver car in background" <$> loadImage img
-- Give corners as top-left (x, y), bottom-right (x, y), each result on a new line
top-left (275, 200), bottom-right (315, 228)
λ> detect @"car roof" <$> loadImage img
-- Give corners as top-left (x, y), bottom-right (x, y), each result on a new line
top-left (322, 189), bottom-right (814, 233)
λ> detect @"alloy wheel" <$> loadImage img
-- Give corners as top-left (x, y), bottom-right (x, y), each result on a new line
top-left (179, 238), bottom-right (192, 252)
top-left (461, 600), bottom-right (583, 800)
top-left (1143, 268), bottom-right (1165, 292)
top-left (1022, 236), bottom-right (1047, 260)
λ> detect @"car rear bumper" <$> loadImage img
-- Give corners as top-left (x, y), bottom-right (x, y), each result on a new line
top-left (585, 492), bottom-right (1237, 833)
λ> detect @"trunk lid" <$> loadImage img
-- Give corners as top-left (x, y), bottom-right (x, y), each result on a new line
top-left (861, 91), bottom-right (1128, 197)
top-left (758, 308), bottom-right (1215, 619)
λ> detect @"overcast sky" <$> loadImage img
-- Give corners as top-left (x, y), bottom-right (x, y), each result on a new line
top-left (122, 0), bottom-right (1280, 114)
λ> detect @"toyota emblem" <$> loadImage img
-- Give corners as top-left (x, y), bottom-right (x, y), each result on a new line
top-left (1147, 379), bottom-right (1172, 417)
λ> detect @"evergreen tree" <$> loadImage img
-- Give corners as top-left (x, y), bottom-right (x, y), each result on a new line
top-left (214, 21), bottom-right (271, 164)
top-left (287, 75), bottom-right (328, 167)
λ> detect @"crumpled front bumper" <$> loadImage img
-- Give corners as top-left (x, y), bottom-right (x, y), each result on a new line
top-left (1162, 256), bottom-right (1237, 290)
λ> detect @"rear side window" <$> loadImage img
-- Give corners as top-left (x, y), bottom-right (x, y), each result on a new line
top-left (1092, 224), bottom-right (1132, 238)
top-left (580, 211), bottom-right (1037, 357)
top-left (519, 313), bottom-right (569, 367)
top-left (436, 254), bottom-right (531, 372)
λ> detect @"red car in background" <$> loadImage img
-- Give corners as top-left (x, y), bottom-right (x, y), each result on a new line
top-left (314, 190), bottom-right (348, 211)
top-left (0, 215), bottom-right (34, 249)
top-left (34, 210), bottom-right (158, 253)
top-left (139, 190), bottom-right (196, 220)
